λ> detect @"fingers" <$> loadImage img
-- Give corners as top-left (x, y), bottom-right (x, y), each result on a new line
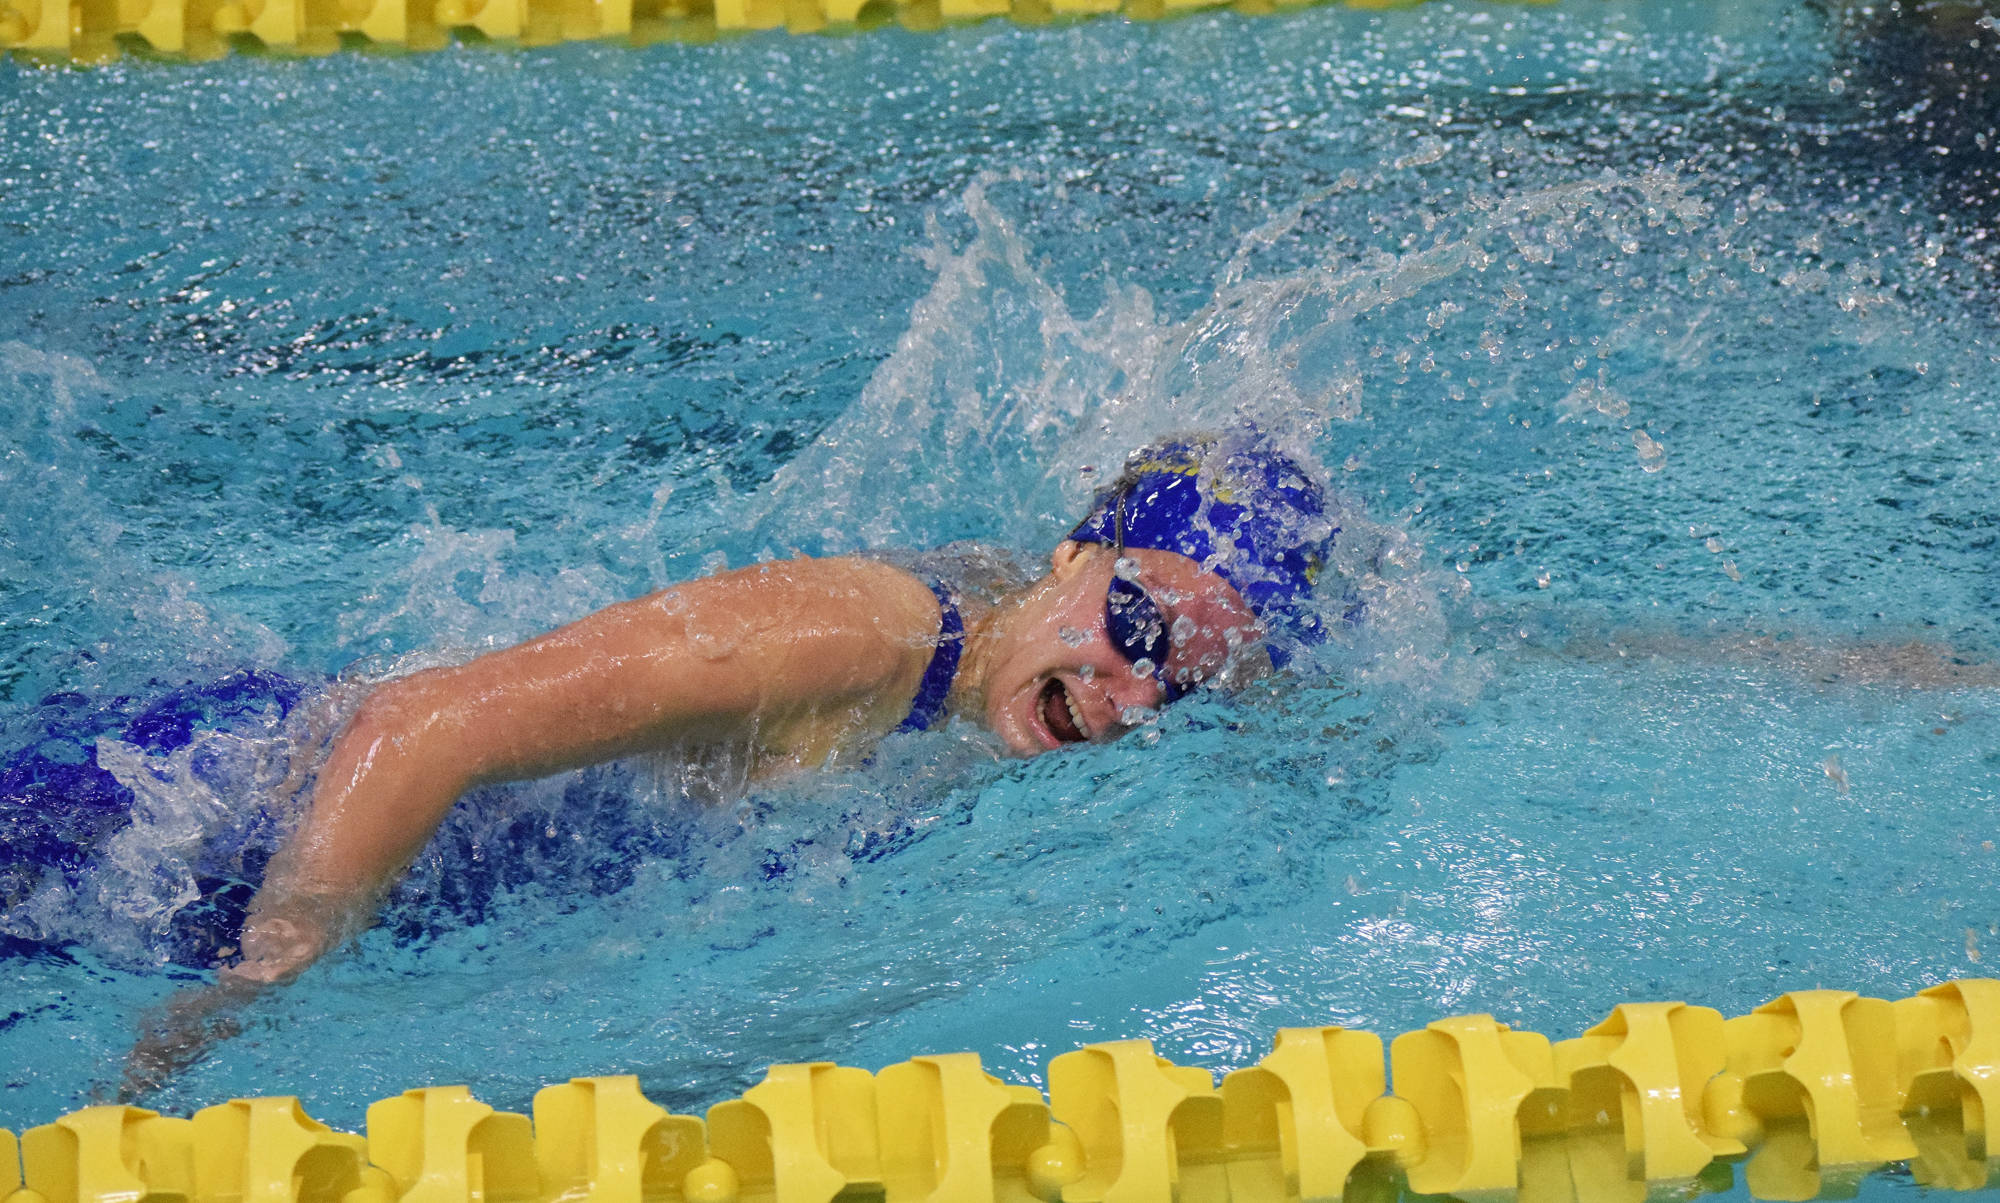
top-left (232, 892), bottom-right (347, 984)
top-left (221, 956), bottom-right (299, 987)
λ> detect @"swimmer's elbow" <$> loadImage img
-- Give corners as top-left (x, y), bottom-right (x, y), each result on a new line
top-left (356, 665), bottom-right (602, 793)
top-left (333, 671), bottom-right (486, 803)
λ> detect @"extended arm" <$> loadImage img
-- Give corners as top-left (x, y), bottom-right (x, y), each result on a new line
top-left (245, 555), bottom-right (940, 977)
top-left (126, 556), bottom-right (937, 1092)
top-left (1563, 629), bottom-right (2000, 689)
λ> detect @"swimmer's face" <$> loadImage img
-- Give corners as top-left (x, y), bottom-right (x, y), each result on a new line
top-left (982, 541), bottom-right (1264, 756)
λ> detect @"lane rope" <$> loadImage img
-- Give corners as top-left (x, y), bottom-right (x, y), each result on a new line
top-left (0, 0), bottom-right (1515, 62)
top-left (7, 981), bottom-right (1999, 1202)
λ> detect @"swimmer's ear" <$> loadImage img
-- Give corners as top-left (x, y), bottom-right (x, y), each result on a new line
top-left (1050, 540), bottom-right (1092, 577)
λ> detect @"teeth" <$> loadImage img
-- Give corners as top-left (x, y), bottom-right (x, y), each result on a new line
top-left (1065, 693), bottom-right (1086, 739)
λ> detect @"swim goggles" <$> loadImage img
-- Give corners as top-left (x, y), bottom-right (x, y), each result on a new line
top-left (1102, 493), bottom-right (1192, 704)
top-left (1105, 572), bottom-right (1189, 704)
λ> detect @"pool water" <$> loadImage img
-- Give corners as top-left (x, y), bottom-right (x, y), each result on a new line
top-left (3, 0), bottom-right (1998, 1195)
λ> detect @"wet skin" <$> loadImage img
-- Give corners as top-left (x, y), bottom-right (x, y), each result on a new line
top-left (126, 542), bottom-right (1264, 1090)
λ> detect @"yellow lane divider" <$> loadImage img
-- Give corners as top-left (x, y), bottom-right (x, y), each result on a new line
top-left (1, 0), bottom-right (1513, 63)
top-left (7, 982), bottom-right (2000, 1203)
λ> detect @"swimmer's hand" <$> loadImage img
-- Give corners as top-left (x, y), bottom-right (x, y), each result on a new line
top-left (121, 903), bottom-right (336, 1098)
top-left (230, 891), bottom-right (345, 985)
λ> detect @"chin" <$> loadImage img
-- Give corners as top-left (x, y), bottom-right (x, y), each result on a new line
top-left (989, 691), bottom-right (1056, 757)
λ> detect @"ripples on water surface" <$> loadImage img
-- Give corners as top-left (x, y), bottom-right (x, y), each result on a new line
top-left (2, 5), bottom-right (1998, 1195)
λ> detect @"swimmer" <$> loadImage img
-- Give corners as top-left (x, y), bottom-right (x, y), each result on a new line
top-left (122, 427), bottom-right (1338, 1089)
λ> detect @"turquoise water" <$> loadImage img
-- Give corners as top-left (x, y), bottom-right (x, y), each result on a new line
top-left (3, 1), bottom-right (1999, 1194)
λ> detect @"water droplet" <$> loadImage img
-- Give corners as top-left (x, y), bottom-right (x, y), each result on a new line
top-left (1633, 429), bottom-right (1666, 472)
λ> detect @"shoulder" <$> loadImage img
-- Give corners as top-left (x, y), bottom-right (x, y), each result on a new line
top-left (686, 555), bottom-right (938, 628)
top-left (663, 556), bottom-right (946, 749)
top-left (645, 556), bottom-right (943, 688)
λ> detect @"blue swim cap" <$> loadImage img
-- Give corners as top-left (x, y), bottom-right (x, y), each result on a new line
top-left (1068, 430), bottom-right (1338, 668)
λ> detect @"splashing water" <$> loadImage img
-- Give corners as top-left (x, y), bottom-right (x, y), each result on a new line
top-left (0, 6), bottom-right (1996, 1176)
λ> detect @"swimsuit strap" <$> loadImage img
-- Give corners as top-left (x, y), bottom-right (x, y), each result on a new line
top-left (895, 580), bottom-right (964, 734)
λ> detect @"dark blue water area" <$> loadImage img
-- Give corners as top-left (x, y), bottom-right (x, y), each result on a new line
top-left (1, 4), bottom-right (1998, 1189)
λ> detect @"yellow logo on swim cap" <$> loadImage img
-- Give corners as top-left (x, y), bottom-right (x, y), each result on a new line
top-left (1132, 446), bottom-right (1203, 479)
top-left (1130, 441), bottom-right (1242, 504)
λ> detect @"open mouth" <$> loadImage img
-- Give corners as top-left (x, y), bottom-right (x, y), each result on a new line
top-left (1037, 677), bottom-right (1088, 745)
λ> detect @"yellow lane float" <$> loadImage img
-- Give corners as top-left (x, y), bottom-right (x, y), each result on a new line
top-left (0, 0), bottom-right (1544, 63)
top-left (7, 981), bottom-right (2000, 1202)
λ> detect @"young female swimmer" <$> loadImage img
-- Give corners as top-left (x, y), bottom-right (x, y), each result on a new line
top-left (124, 429), bottom-right (1338, 1087)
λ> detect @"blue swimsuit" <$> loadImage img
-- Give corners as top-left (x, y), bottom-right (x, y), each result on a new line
top-left (3, 560), bottom-right (998, 965)
top-left (0, 669), bottom-right (675, 967)
top-left (894, 581), bottom-right (963, 733)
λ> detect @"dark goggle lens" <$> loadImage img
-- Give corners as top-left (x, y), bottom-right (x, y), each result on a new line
top-left (1105, 575), bottom-right (1187, 704)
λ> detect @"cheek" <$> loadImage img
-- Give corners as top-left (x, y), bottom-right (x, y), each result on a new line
top-left (1024, 592), bottom-right (1110, 672)
top-left (1051, 586), bottom-right (1106, 642)
top-left (1168, 615), bottom-right (1260, 680)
